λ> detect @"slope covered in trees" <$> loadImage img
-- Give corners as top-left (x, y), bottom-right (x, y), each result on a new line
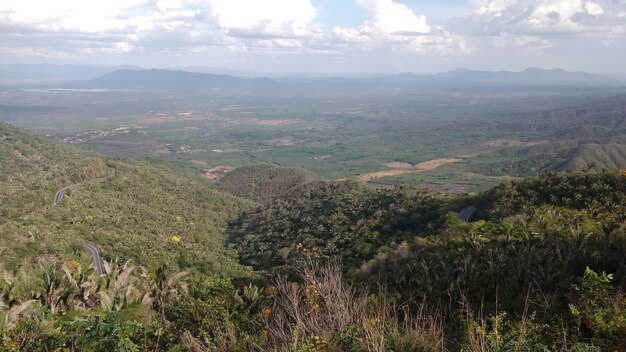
top-left (224, 171), bottom-right (626, 350)
top-left (226, 181), bottom-right (455, 274)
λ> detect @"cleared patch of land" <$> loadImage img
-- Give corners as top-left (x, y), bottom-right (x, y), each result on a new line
top-left (202, 165), bottom-right (234, 180)
top-left (483, 139), bottom-right (548, 147)
top-left (359, 156), bottom-right (472, 181)
top-left (416, 183), bottom-right (477, 193)
top-left (384, 162), bottom-right (414, 169)
top-left (415, 158), bottom-right (464, 171)
top-left (255, 119), bottom-right (292, 126)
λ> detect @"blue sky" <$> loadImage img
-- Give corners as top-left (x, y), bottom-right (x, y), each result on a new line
top-left (0, 0), bottom-right (624, 75)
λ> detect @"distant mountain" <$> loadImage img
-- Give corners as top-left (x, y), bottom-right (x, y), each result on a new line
top-left (560, 143), bottom-right (626, 171)
top-left (436, 68), bottom-right (611, 86)
top-left (81, 69), bottom-right (277, 89)
top-left (166, 66), bottom-right (261, 78)
top-left (0, 64), bottom-right (142, 81)
top-left (279, 68), bottom-right (616, 89)
top-left (31, 66), bottom-right (617, 90)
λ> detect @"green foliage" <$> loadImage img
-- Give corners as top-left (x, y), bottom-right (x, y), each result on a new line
top-left (165, 277), bottom-right (265, 351)
top-left (479, 170), bottom-right (626, 218)
top-left (227, 181), bottom-right (449, 275)
top-left (569, 267), bottom-right (626, 347)
top-left (61, 311), bottom-right (152, 352)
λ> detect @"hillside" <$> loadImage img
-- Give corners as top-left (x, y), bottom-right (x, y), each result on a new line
top-left (1, 121), bottom-right (109, 221)
top-left (560, 143), bottom-right (626, 171)
top-left (0, 121), bottom-right (253, 275)
top-left (215, 164), bottom-right (318, 203)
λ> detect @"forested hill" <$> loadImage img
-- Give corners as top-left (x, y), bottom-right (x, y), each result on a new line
top-left (224, 171), bottom-right (626, 349)
top-left (0, 121), bottom-right (252, 274)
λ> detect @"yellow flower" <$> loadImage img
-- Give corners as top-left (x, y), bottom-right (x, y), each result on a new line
top-left (66, 260), bottom-right (81, 269)
top-left (171, 235), bottom-right (181, 242)
top-left (175, 216), bottom-right (182, 222)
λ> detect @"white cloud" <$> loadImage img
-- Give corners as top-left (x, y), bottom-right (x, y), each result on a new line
top-left (455, 0), bottom-right (625, 36)
top-left (356, 0), bottom-right (431, 35)
top-left (332, 0), bottom-right (465, 56)
top-left (207, 0), bottom-right (315, 30)
top-left (0, 0), bottom-right (149, 32)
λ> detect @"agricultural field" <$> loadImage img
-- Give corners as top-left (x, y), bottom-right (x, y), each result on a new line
top-left (1, 86), bottom-right (625, 191)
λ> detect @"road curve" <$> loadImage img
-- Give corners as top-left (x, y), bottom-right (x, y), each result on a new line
top-left (53, 186), bottom-right (72, 206)
top-left (51, 167), bottom-right (115, 275)
top-left (52, 167), bottom-right (116, 206)
top-left (84, 243), bottom-right (105, 276)
top-left (458, 205), bottom-right (476, 222)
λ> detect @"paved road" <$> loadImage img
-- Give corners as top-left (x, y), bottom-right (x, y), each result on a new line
top-left (53, 185), bottom-right (73, 206)
top-left (458, 205), bottom-right (476, 222)
top-left (53, 167), bottom-right (116, 206)
top-left (51, 167), bottom-right (115, 275)
top-left (84, 243), bottom-right (104, 276)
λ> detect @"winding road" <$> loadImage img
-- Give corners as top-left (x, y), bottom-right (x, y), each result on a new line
top-left (458, 205), bottom-right (476, 222)
top-left (52, 167), bottom-right (115, 276)
top-left (84, 243), bottom-right (105, 276)
top-left (53, 167), bottom-right (116, 206)
top-left (53, 184), bottom-right (78, 206)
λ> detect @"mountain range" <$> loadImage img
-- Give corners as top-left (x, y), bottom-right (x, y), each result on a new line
top-left (1, 64), bottom-right (621, 89)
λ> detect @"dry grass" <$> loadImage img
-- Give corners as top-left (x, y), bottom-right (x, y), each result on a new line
top-left (264, 259), bottom-right (445, 352)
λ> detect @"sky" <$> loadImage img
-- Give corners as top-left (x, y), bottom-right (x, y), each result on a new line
top-left (0, 0), bottom-right (625, 75)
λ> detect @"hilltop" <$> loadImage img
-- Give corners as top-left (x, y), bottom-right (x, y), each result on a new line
top-left (215, 164), bottom-right (318, 203)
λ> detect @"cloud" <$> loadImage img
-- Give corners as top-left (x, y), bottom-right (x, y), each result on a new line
top-left (453, 0), bottom-right (626, 36)
top-left (331, 0), bottom-right (466, 56)
top-left (443, 0), bottom-right (626, 69)
top-left (356, 0), bottom-right (431, 35)
top-left (206, 0), bottom-right (318, 38)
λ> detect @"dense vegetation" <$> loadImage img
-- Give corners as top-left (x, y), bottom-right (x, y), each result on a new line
top-left (227, 181), bottom-right (455, 275)
top-left (2, 121), bottom-right (626, 351)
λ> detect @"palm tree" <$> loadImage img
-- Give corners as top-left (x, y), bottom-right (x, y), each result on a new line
top-left (144, 264), bottom-right (188, 320)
